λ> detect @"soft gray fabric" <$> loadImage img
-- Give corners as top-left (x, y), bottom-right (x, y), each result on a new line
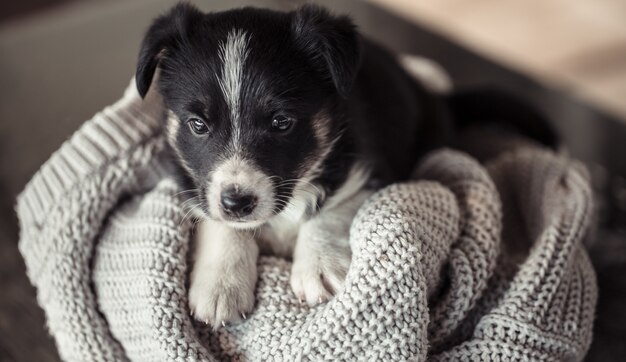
top-left (17, 82), bottom-right (597, 361)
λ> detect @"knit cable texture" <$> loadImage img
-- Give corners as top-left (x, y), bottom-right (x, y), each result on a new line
top-left (17, 82), bottom-right (597, 361)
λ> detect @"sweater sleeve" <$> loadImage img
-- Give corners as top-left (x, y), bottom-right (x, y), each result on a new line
top-left (16, 80), bottom-right (165, 362)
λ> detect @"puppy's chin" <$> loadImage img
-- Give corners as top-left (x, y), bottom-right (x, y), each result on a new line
top-left (223, 219), bottom-right (267, 230)
top-left (194, 209), bottom-right (269, 230)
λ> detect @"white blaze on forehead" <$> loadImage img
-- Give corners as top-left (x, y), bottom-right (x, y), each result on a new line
top-left (218, 29), bottom-right (250, 149)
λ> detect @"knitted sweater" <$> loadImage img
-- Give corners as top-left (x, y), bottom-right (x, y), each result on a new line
top-left (17, 82), bottom-right (597, 361)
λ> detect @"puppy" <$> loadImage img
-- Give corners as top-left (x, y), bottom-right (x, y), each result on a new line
top-left (135, 3), bottom-right (449, 327)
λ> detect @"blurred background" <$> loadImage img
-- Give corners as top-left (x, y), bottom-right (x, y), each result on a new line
top-left (1, 0), bottom-right (625, 361)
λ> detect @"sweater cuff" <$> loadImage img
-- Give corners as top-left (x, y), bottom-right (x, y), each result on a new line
top-left (15, 79), bottom-right (164, 231)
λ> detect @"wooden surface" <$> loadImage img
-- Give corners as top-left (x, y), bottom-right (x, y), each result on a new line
top-left (370, 0), bottom-right (626, 121)
top-left (0, 0), bottom-right (625, 361)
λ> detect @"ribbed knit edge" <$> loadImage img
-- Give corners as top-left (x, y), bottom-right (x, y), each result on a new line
top-left (15, 81), bottom-right (163, 233)
top-left (15, 80), bottom-right (167, 361)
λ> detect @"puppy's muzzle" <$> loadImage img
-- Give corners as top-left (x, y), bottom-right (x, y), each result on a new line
top-left (220, 186), bottom-right (257, 218)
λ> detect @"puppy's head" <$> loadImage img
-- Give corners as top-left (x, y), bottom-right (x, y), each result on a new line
top-left (136, 3), bottom-right (361, 228)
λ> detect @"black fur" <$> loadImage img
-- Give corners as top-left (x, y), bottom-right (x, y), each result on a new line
top-left (447, 88), bottom-right (558, 148)
top-left (135, 3), bottom-right (449, 221)
top-left (291, 5), bottom-right (361, 98)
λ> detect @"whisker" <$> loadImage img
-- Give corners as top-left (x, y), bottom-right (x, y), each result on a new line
top-left (277, 179), bottom-right (322, 194)
top-left (180, 201), bottom-right (203, 226)
top-left (174, 189), bottom-right (198, 197)
top-left (180, 198), bottom-right (201, 210)
top-left (265, 175), bottom-right (283, 182)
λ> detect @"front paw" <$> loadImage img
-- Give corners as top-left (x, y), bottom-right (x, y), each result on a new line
top-left (290, 246), bottom-right (351, 306)
top-left (188, 271), bottom-right (255, 328)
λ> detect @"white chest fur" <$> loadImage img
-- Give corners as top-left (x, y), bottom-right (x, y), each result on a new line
top-left (258, 181), bottom-right (318, 257)
top-left (257, 164), bottom-right (371, 258)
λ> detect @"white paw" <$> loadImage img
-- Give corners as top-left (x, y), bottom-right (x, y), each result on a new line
top-left (188, 268), bottom-right (255, 328)
top-left (290, 246), bottom-right (351, 306)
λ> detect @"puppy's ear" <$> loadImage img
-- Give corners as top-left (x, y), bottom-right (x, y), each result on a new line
top-left (136, 2), bottom-right (202, 98)
top-left (292, 5), bottom-right (361, 98)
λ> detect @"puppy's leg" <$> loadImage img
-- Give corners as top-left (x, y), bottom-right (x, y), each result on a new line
top-left (290, 190), bottom-right (372, 306)
top-left (188, 219), bottom-right (258, 327)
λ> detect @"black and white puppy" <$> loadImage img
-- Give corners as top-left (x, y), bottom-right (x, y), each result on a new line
top-left (136, 3), bottom-right (449, 327)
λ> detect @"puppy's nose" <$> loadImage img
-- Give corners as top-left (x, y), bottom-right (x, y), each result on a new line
top-left (220, 187), bottom-right (257, 217)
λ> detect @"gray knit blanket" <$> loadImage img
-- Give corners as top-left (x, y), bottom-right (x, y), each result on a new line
top-left (17, 82), bottom-right (597, 361)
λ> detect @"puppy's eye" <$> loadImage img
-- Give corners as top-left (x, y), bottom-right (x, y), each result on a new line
top-left (187, 118), bottom-right (209, 135)
top-left (271, 115), bottom-right (293, 132)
